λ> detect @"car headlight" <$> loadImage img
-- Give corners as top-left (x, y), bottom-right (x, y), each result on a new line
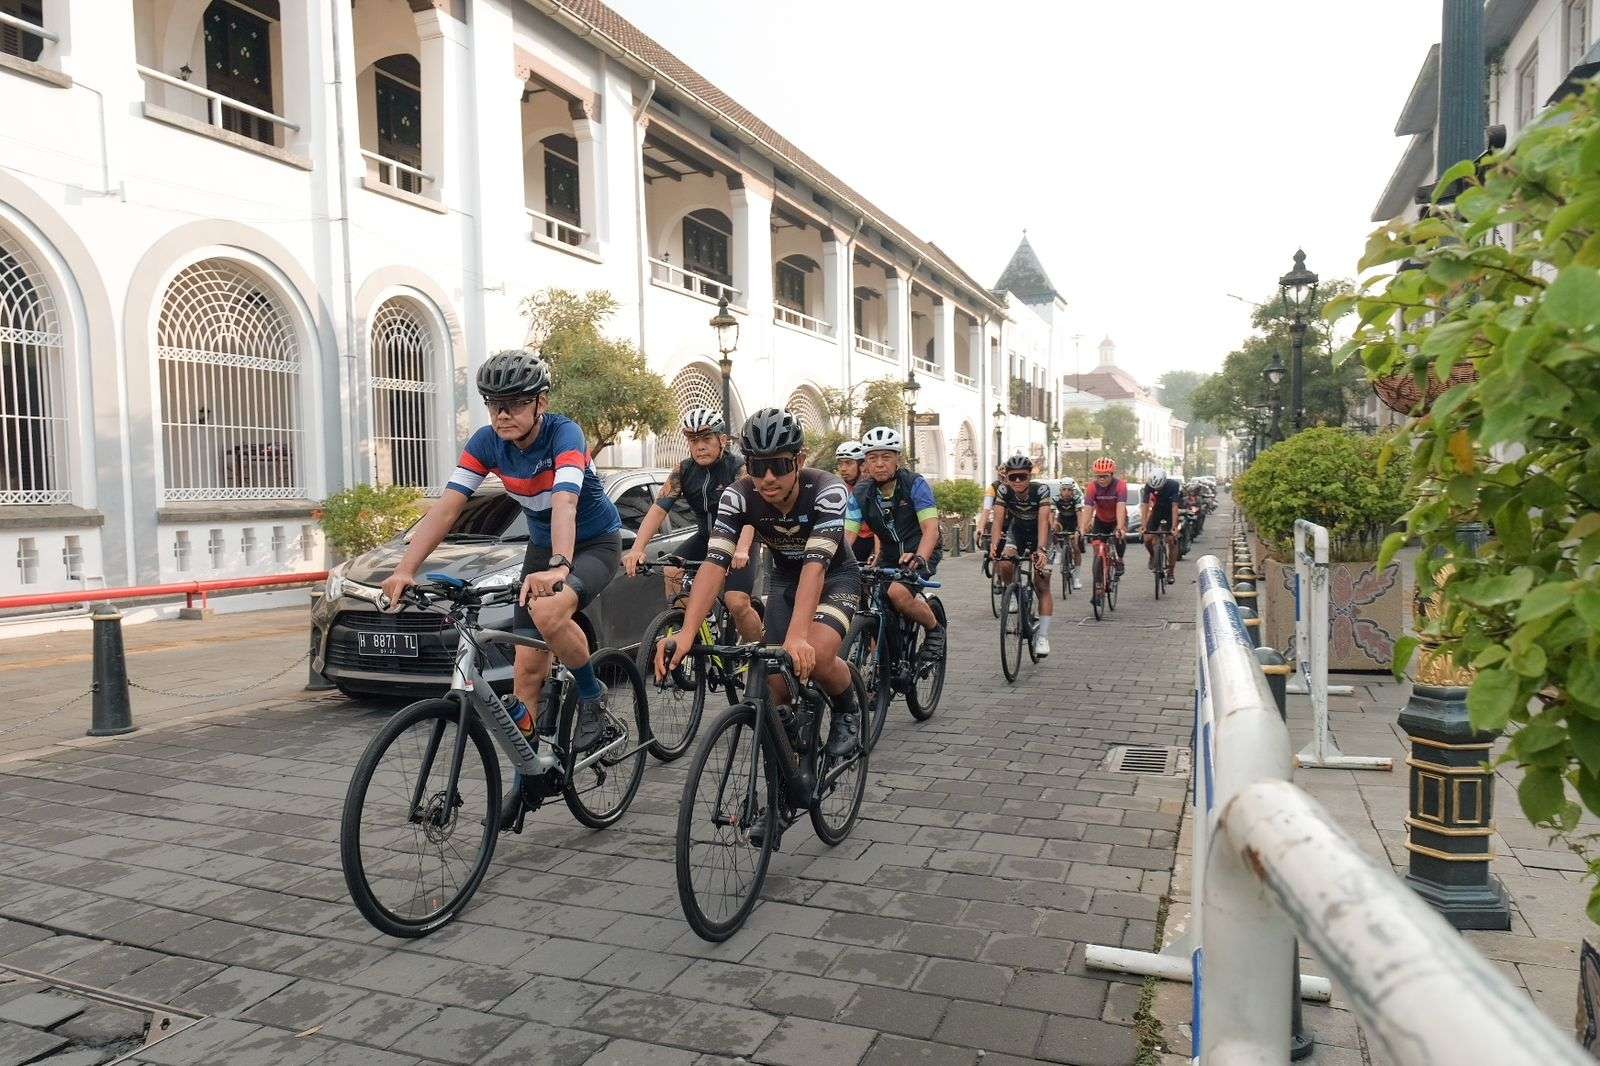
top-left (325, 562), bottom-right (347, 601)
top-left (473, 564), bottom-right (522, 593)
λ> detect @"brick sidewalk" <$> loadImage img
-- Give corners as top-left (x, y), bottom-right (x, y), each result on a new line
top-left (0, 513), bottom-right (1226, 1065)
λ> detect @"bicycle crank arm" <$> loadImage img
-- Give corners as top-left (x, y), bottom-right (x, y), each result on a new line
top-left (571, 734), bottom-right (628, 774)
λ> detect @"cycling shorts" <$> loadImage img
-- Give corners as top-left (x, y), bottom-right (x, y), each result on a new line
top-left (1003, 524), bottom-right (1039, 554)
top-left (680, 531), bottom-right (757, 596)
top-left (1088, 518), bottom-right (1127, 557)
top-left (1056, 511), bottom-right (1079, 533)
top-left (513, 533), bottom-right (620, 635)
top-left (763, 569), bottom-right (860, 641)
top-left (1145, 515), bottom-right (1175, 534)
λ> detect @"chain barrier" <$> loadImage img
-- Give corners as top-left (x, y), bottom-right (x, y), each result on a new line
top-left (0, 688), bottom-right (92, 740)
top-left (126, 648), bottom-right (313, 701)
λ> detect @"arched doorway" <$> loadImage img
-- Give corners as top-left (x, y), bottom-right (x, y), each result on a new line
top-left (785, 385), bottom-right (829, 439)
top-left (369, 296), bottom-right (441, 489)
top-left (0, 225), bottom-right (68, 505)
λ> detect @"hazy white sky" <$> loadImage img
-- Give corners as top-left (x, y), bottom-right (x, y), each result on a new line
top-left (605, 0), bottom-right (1442, 387)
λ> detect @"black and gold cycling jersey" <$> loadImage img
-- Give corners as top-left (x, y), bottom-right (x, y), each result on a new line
top-left (706, 468), bottom-right (857, 581)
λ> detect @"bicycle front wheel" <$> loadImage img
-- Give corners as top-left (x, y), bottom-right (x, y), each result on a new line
top-left (1155, 540), bottom-right (1166, 600)
top-left (1092, 555), bottom-right (1105, 621)
top-left (637, 607), bottom-right (706, 762)
top-left (676, 704), bottom-right (777, 942)
top-left (1000, 585), bottom-right (1024, 683)
top-left (990, 569), bottom-right (1004, 618)
top-left (341, 698), bottom-right (500, 938)
top-left (564, 649), bottom-right (650, 829)
top-left (907, 596), bottom-right (945, 721)
top-left (845, 617), bottom-right (891, 752)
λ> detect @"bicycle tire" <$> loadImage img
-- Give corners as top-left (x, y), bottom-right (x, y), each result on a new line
top-left (1155, 540), bottom-right (1166, 600)
top-left (811, 736), bottom-right (868, 847)
top-left (341, 698), bottom-right (500, 938)
top-left (907, 596), bottom-right (945, 721)
top-left (990, 569), bottom-right (1004, 619)
top-left (1060, 546), bottom-right (1073, 598)
top-left (844, 617), bottom-right (891, 752)
top-left (676, 704), bottom-right (777, 942)
top-left (1023, 587), bottom-right (1040, 664)
top-left (1109, 558), bottom-right (1120, 611)
top-left (564, 649), bottom-right (650, 829)
top-left (1000, 585), bottom-right (1024, 683)
top-left (637, 608), bottom-right (705, 763)
top-left (1092, 555), bottom-right (1104, 621)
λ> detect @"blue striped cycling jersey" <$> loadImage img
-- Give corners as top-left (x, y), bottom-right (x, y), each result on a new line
top-left (445, 416), bottom-right (621, 548)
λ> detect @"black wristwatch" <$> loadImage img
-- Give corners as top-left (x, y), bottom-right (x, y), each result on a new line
top-left (547, 554), bottom-right (572, 571)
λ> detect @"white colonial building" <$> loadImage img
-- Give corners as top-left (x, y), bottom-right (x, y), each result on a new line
top-left (1057, 338), bottom-right (1185, 479)
top-left (0, 0), bottom-right (1053, 600)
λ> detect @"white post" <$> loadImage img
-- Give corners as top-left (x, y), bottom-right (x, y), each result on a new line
top-left (886, 269), bottom-right (908, 362)
top-left (572, 109), bottom-right (603, 255)
top-left (1286, 521), bottom-right (1354, 698)
top-left (934, 297), bottom-right (954, 378)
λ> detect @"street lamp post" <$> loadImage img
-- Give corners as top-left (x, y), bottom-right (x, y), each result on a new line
top-left (1264, 353), bottom-right (1287, 443)
top-left (1278, 250), bottom-right (1318, 434)
top-left (992, 403), bottom-right (1004, 472)
top-left (709, 295), bottom-right (740, 429)
top-left (903, 369), bottom-right (921, 472)
top-left (1045, 422), bottom-right (1059, 478)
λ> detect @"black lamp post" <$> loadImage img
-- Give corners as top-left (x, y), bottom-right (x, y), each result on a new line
top-left (1263, 353), bottom-right (1287, 443)
top-left (903, 369), bottom-right (921, 471)
top-left (992, 403), bottom-right (1004, 473)
top-left (1277, 250), bottom-right (1318, 434)
top-left (710, 295), bottom-right (739, 429)
top-left (1045, 422), bottom-right (1059, 478)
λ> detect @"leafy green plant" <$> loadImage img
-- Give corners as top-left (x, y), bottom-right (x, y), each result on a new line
top-left (1331, 83), bottom-right (1600, 917)
top-left (1232, 428), bottom-right (1408, 561)
top-left (933, 480), bottom-right (984, 518)
top-left (317, 484), bottom-right (423, 557)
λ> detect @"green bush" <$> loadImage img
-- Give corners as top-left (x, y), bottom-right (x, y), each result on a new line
top-left (1233, 428), bottom-right (1407, 561)
top-left (317, 484), bottom-right (424, 557)
top-left (933, 479), bottom-right (984, 519)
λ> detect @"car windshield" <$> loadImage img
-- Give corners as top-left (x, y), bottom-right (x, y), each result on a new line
top-left (406, 492), bottom-right (527, 542)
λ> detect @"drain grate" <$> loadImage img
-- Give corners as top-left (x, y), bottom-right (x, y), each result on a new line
top-left (1104, 745), bottom-right (1191, 776)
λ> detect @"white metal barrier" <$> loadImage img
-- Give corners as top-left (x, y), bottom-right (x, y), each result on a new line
top-left (1289, 520), bottom-right (1391, 771)
top-left (1087, 555), bottom-right (1583, 1064)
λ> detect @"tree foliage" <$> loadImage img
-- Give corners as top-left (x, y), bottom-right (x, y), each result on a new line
top-left (318, 484), bottom-right (423, 556)
top-left (1157, 369), bottom-right (1212, 438)
top-left (1232, 429), bottom-right (1407, 561)
top-left (810, 379), bottom-right (906, 472)
top-left (1093, 404), bottom-right (1152, 476)
top-left (1334, 84), bottom-right (1600, 919)
top-left (522, 289), bottom-right (676, 454)
top-left (933, 480), bottom-right (984, 518)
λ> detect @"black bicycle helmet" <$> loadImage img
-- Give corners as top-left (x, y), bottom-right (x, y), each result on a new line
top-left (740, 408), bottom-right (805, 456)
top-left (1003, 452), bottom-right (1034, 472)
top-left (477, 349), bottom-right (551, 398)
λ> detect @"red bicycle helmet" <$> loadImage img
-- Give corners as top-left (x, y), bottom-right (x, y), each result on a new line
top-left (1092, 457), bottom-right (1117, 475)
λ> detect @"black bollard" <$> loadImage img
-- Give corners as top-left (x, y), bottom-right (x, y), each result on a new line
top-left (88, 605), bottom-right (135, 736)
top-left (1237, 605), bottom-right (1262, 648)
top-left (1253, 645), bottom-right (1312, 1058)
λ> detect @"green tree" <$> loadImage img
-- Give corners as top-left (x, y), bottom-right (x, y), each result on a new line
top-left (522, 288), bottom-right (676, 454)
top-left (1092, 404), bottom-right (1152, 475)
top-left (1334, 83), bottom-right (1600, 918)
top-left (1157, 369), bottom-right (1212, 437)
top-left (1059, 408), bottom-right (1099, 479)
top-left (809, 379), bottom-right (906, 472)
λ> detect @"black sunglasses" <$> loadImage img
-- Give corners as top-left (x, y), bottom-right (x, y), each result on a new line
top-left (748, 455), bottom-right (799, 478)
top-left (483, 395), bottom-right (537, 415)
top-left (1005, 472), bottom-right (1031, 482)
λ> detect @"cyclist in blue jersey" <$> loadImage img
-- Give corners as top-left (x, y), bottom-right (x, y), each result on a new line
top-left (381, 350), bottom-right (622, 751)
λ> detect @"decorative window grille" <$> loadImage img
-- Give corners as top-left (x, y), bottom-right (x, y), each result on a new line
top-left (157, 259), bottom-right (304, 501)
top-left (655, 365), bottom-right (731, 470)
top-left (271, 524), bottom-right (286, 564)
top-left (542, 134), bottom-right (582, 245)
top-left (16, 536), bottom-right (38, 584)
top-left (785, 388), bottom-right (827, 436)
top-left (369, 298), bottom-right (438, 489)
top-left (682, 209), bottom-right (733, 286)
top-left (1, 0), bottom-right (45, 61)
top-left (62, 534), bottom-right (82, 580)
top-left (242, 527), bottom-right (257, 565)
top-left (173, 530), bottom-right (191, 572)
top-left (0, 227), bottom-right (69, 506)
top-left (208, 528), bottom-right (225, 569)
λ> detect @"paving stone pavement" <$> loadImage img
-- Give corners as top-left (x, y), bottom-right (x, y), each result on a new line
top-left (0, 511), bottom-right (1227, 1064)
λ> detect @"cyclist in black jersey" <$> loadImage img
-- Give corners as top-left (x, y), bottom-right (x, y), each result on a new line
top-left (623, 407), bottom-right (761, 642)
top-left (1053, 477), bottom-right (1083, 591)
top-left (657, 409), bottom-right (864, 757)
top-left (835, 441), bottom-right (876, 566)
top-left (987, 453), bottom-right (1055, 656)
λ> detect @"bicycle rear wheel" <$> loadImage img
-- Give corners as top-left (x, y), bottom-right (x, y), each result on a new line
top-left (1023, 588), bottom-right (1039, 664)
top-left (341, 698), bottom-right (500, 938)
top-left (1000, 585), bottom-right (1024, 683)
top-left (844, 616), bottom-right (889, 752)
top-left (1091, 555), bottom-right (1105, 621)
top-left (564, 650), bottom-right (650, 829)
top-left (906, 597), bottom-right (945, 721)
top-left (1155, 539), bottom-right (1166, 600)
top-left (1060, 547), bottom-right (1073, 598)
top-left (637, 608), bottom-right (704, 763)
top-left (990, 569), bottom-right (1004, 618)
top-left (676, 704), bottom-right (777, 942)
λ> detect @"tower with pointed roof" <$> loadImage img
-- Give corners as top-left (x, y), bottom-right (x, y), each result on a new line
top-left (994, 235), bottom-right (1062, 306)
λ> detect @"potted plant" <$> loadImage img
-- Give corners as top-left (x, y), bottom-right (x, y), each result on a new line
top-left (932, 479), bottom-right (984, 554)
top-left (317, 484), bottom-right (425, 561)
top-left (1232, 427), bottom-right (1410, 670)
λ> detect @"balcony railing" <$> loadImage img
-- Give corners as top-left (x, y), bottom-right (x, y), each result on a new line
top-left (854, 334), bottom-right (895, 361)
top-left (954, 372), bottom-right (976, 389)
top-left (912, 356), bottom-right (941, 376)
top-left (137, 65), bottom-right (299, 137)
top-left (361, 150), bottom-right (433, 195)
top-left (527, 208), bottom-right (587, 248)
top-left (0, 9), bottom-right (56, 46)
top-left (773, 305), bottom-right (834, 338)
top-left (649, 258), bottom-right (739, 306)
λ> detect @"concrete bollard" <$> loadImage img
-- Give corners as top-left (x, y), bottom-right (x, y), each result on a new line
top-left (88, 605), bottom-right (136, 736)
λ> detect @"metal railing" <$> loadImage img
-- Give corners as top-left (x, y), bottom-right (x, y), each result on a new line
top-left (0, 8), bottom-right (56, 44)
top-left (527, 207), bottom-right (587, 247)
top-left (648, 257), bottom-right (738, 305)
top-left (912, 356), bottom-right (941, 376)
top-left (361, 149), bottom-right (433, 194)
top-left (137, 65), bottom-right (299, 136)
top-left (773, 305), bottom-right (834, 337)
top-left (853, 334), bottom-right (894, 361)
top-left (954, 371), bottom-right (976, 388)
top-left (1087, 554), bottom-right (1584, 1065)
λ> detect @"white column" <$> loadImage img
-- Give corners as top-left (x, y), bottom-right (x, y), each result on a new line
top-left (886, 269), bottom-right (908, 363)
top-left (415, 8), bottom-right (470, 207)
top-left (967, 320), bottom-right (983, 384)
top-left (934, 298), bottom-right (954, 379)
top-left (820, 230), bottom-right (845, 337)
top-left (729, 180), bottom-right (773, 311)
top-left (572, 109), bottom-right (603, 255)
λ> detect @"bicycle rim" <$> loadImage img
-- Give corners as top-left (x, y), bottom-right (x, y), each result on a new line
top-left (1024, 591), bottom-right (1039, 664)
top-left (1092, 556), bottom-right (1104, 621)
top-left (340, 698), bottom-right (499, 938)
top-left (1155, 543), bottom-right (1165, 599)
top-left (1000, 585), bottom-right (1022, 683)
top-left (676, 705), bottom-right (776, 942)
top-left (564, 650), bottom-right (650, 829)
top-left (810, 741), bottom-right (868, 846)
top-left (907, 598), bottom-right (945, 721)
top-left (638, 608), bottom-right (705, 762)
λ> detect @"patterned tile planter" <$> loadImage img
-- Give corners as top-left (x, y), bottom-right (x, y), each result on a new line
top-left (1259, 555), bottom-right (1404, 672)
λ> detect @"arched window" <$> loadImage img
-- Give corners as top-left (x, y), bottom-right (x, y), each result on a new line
top-left (370, 298), bottom-right (439, 489)
top-left (0, 227), bottom-right (68, 505)
top-left (785, 387), bottom-right (827, 436)
top-left (203, 0), bottom-right (280, 145)
top-left (374, 54), bottom-right (422, 193)
top-left (157, 259), bottom-right (303, 501)
top-left (682, 209), bottom-right (732, 285)
top-left (775, 254), bottom-right (818, 313)
top-left (656, 364), bottom-right (733, 469)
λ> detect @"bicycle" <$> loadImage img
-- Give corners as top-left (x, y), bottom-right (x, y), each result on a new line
top-left (671, 642), bottom-right (869, 941)
top-left (1054, 531), bottom-right (1080, 598)
top-left (634, 556), bottom-right (762, 761)
top-left (1084, 532), bottom-right (1123, 621)
top-left (843, 566), bottom-right (945, 750)
top-left (996, 549), bottom-right (1041, 683)
top-left (338, 574), bottom-right (649, 938)
top-left (1152, 529), bottom-right (1171, 599)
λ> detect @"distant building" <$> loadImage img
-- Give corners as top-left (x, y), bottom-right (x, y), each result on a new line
top-left (991, 235), bottom-right (1071, 474)
top-left (1058, 338), bottom-right (1185, 477)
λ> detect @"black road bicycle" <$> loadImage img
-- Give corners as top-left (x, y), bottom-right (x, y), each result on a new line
top-left (1054, 531), bottom-right (1080, 598)
top-left (996, 550), bottom-right (1041, 683)
top-left (339, 574), bottom-right (649, 938)
top-left (1153, 530), bottom-right (1171, 600)
top-left (843, 566), bottom-right (945, 750)
top-left (634, 557), bottom-right (762, 761)
top-left (671, 642), bottom-right (868, 941)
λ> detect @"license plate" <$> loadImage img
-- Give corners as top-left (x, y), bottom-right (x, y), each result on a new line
top-left (358, 632), bottom-right (418, 658)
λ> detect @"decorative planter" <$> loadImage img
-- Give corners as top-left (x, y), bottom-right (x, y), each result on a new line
top-left (1259, 555), bottom-right (1406, 672)
top-left (1578, 939), bottom-right (1600, 1057)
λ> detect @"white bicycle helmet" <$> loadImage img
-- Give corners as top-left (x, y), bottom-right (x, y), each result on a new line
top-left (835, 441), bottom-right (867, 462)
top-left (681, 407), bottom-right (726, 435)
top-left (861, 426), bottom-right (903, 453)
top-left (1061, 477), bottom-right (1077, 491)
top-left (1146, 469), bottom-right (1168, 490)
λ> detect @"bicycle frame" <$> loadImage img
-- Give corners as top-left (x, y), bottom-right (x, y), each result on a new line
top-left (859, 567), bottom-right (941, 689)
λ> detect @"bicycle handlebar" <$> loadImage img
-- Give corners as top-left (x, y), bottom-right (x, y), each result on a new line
top-left (859, 566), bottom-right (941, 589)
top-left (661, 639), bottom-right (795, 668)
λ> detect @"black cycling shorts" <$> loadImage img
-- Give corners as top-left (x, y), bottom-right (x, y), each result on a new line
top-left (1089, 518), bottom-right (1127, 557)
top-left (680, 531), bottom-right (757, 596)
top-left (1056, 511), bottom-right (1079, 533)
top-left (1003, 524), bottom-right (1039, 554)
top-left (763, 570), bottom-right (860, 642)
top-left (1146, 516), bottom-right (1175, 534)
top-left (513, 533), bottom-right (620, 636)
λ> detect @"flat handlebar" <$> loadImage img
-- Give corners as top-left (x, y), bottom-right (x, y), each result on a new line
top-left (859, 566), bottom-right (941, 589)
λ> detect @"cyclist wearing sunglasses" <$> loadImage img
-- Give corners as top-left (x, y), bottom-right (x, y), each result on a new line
top-left (1079, 456), bottom-right (1128, 577)
top-left (843, 427), bottom-right (946, 663)
top-left (834, 441), bottom-right (876, 566)
top-left (381, 349), bottom-right (622, 752)
top-left (657, 408), bottom-right (865, 757)
top-left (988, 453), bottom-right (1054, 656)
top-left (623, 407), bottom-right (761, 643)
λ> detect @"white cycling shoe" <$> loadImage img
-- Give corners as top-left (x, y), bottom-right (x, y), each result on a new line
top-left (1033, 635), bottom-right (1051, 657)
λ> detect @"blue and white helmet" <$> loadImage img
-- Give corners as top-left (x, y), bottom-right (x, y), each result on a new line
top-left (861, 426), bottom-right (903, 453)
top-left (835, 441), bottom-right (867, 462)
top-left (681, 407), bottom-right (726, 434)
top-left (1146, 469), bottom-right (1168, 490)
